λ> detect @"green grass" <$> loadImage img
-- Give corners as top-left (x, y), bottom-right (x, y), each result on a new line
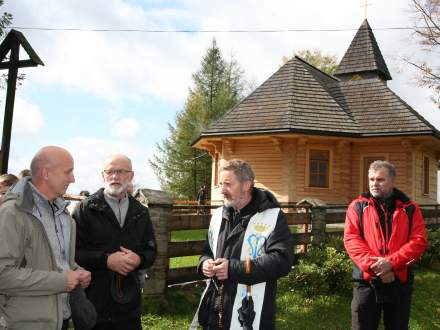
top-left (141, 283), bottom-right (204, 329)
top-left (141, 265), bottom-right (440, 329)
top-left (409, 264), bottom-right (440, 329)
top-left (171, 229), bottom-right (207, 242)
top-left (169, 255), bottom-right (200, 268)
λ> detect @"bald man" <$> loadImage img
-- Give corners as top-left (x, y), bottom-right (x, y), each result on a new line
top-left (73, 154), bottom-right (157, 330)
top-left (0, 146), bottom-right (91, 330)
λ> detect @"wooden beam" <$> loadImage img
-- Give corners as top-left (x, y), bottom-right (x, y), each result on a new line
top-left (168, 240), bottom-right (205, 258)
top-left (269, 136), bottom-right (283, 153)
top-left (325, 211), bottom-right (346, 224)
top-left (223, 139), bottom-right (235, 155)
top-left (286, 212), bottom-right (311, 225)
top-left (168, 214), bottom-right (211, 231)
top-left (0, 59), bottom-right (39, 70)
top-left (167, 266), bottom-right (202, 285)
top-left (1, 40), bottom-right (19, 173)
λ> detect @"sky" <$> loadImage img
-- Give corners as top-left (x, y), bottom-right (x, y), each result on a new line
top-left (1, 0), bottom-right (439, 199)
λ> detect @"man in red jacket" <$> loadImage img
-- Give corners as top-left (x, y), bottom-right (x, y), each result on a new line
top-left (344, 160), bottom-right (427, 330)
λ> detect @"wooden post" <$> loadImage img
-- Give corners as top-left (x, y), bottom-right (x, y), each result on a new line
top-left (311, 205), bottom-right (326, 245)
top-left (0, 29), bottom-right (44, 173)
top-left (134, 188), bottom-right (173, 297)
top-left (298, 198), bottom-right (327, 246)
top-left (1, 39), bottom-right (19, 173)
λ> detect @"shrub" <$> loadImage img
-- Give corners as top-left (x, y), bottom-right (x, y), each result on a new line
top-left (325, 234), bottom-right (345, 251)
top-left (419, 228), bottom-right (440, 268)
top-left (282, 244), bottom-right (352, 297)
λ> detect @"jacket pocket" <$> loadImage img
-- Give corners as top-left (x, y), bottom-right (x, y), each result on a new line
top-left (1, 295), bottom-right (55, 325)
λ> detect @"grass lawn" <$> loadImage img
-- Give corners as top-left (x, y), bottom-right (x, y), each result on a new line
top-left (141, 264), bottom-right (440, 329)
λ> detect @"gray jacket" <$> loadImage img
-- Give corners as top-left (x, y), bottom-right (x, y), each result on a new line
top-left (0, 178), bottom-right (78, 330)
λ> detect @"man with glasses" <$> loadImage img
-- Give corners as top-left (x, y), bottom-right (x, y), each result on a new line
top-left (73, 154), bottom-right (157, 330)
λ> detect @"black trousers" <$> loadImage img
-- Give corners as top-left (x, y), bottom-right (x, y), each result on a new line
top-left (62, 319), bottom-right (70, 330)
top-left (92, 318), bottom-right (142, 330)
top-left (351, 280), bottom-right (413, 330)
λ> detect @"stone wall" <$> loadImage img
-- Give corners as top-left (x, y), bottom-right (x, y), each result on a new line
top-left (134, 188), bottom-right (173, 297)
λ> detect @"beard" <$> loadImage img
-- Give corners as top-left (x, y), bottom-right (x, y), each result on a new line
top-left (104, 181), bottom-right (129, 197)
top-left (223, 190), bottom-right (245, 209)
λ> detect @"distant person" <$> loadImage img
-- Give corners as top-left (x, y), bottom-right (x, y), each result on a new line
top-left (0, 146), bottom-right (91, 330)
top-left (0, 173), bottom-right (18, 201)
top-left (194, 159), bottom-right (294, 330)
top-left (196, 185), bottom-right (207, 206)
top-left (196, 185), bottom-right (207, 214)
top-left (67, 190), bottom-right (91, 215)
top-left (344, 160), bottom-right (427, 330)
top-left (79, 190), bottom-right (90, 197)
top-left (17, 168), bottom-right (31, 179)
top-left (73, 154), bottom-right (157, 330)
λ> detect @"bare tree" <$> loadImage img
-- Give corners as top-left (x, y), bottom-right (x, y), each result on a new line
top-left (405, 0), bottom-right (440, 107)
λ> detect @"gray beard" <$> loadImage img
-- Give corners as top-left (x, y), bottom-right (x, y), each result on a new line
top-left (224, 190), bottom-right (246, 210)
top-left (104, 182), bottom-right (128, 197)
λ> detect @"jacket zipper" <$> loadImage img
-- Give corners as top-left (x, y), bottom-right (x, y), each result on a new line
top-left (24, 210), bottom-right (63, 330)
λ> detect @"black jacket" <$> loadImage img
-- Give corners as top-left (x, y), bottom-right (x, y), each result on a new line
top-left (73, 188), bottom-right (157, 322)
top-left (197, 188), bottom-right (294, 330)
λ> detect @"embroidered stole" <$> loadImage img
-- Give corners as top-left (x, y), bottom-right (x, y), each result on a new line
top-left (209, 207), bottom-right (279, 329)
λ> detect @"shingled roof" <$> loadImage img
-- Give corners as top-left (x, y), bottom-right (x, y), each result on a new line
top-left (193, 20), bottom-right (439, 144)
top-left (333, 19), bottom-right (391, 81)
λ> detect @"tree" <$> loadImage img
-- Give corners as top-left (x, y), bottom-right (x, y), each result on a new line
top-left (405, 0), bottom-right (440, 106)
top-left (282, 49), bottom-right (338, 75)
top-left (150, 39), bottom-right (246, 199)
top-left (0, 0), bottom-right (12, 38)
top-left (0, 2), bottom-right (20, 90)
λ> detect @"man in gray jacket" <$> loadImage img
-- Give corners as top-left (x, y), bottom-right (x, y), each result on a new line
top-left (0, 146), bottom-right (91, 330)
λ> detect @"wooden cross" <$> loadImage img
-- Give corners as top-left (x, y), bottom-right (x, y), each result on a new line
top-left (361, 0), bottom-right (372, 19)
top-left (0, 29), bottom-right (43, 173)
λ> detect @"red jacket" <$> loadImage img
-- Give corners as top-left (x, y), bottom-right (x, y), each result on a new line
top-left (344, 189), bottom-right (427, 283)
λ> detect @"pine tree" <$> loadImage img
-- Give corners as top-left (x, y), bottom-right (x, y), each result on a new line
top-left (150, 39), bottom-right (246, 199)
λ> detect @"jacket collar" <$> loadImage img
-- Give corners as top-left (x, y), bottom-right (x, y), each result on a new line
top-left (361, 188), bottom-right (410, 208)
top-left (88, 188), bottom-right (143, 214)
top-left (221, 187), bottom-right (281, 222)
top-left (3, 176), bottom-right (69, 214)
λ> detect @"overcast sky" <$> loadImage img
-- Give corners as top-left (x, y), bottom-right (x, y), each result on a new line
top-left (1, 0), bottom-right (439, 199)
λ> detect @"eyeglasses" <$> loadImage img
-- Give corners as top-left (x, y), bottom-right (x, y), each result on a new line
top-left (103, 169), bottom-right (132, 176)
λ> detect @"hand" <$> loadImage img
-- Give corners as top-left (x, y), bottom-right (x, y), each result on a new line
top-left (77, 269), bottom-right (92, 288)
top-left (107, 247), bottom-right (141, 275)
top-left (370, 257), bottom-right (392, 276)
top-left (212, 258), bottom-right (229, 281)
top-left (120, 246), bottom-right (141, 269)
top-left (379, 270), bottom-right (395, 283)
top-left (202, 259), bottom-right (216, 278)
top-left (65, 270), bottom-right (81, 292)
top-left (107, 250), bottom-right (138, 276)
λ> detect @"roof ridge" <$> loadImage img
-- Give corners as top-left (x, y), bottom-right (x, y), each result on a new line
top-left (334, 19), bottom-right (391, 81)
top-left (293, 55), bottom-right (339, 82)
top-left (295, 58), bottom-right (360, 128)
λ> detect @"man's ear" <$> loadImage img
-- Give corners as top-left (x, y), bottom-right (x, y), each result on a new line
top-left (41, 167), bottom-right (49, 180)
top-left (243, 180), bottom-right (252, 192)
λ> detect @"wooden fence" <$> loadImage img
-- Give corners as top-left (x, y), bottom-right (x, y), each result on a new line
top-left (166, 203), bottom-right (440, 286)
top-left (65, 190), bottom-right (440, 294)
